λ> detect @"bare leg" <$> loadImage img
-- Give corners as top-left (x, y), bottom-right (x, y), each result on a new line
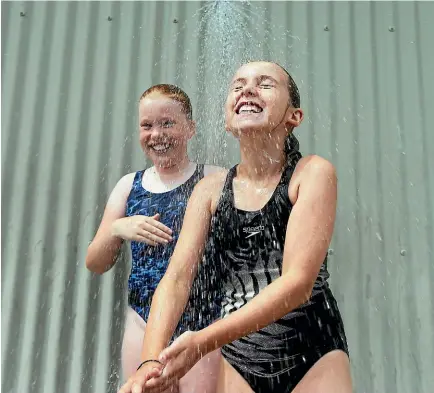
top-left (121, 307), bottom-right (147, 380)
top-left (178, 350), bottom-right (221, 393)
top-left (216, 357), bottom-right (254, 393)
top-left (293, 350), bottom-right (352, 393)
top-left (121, 307), bottom-right (221, 393)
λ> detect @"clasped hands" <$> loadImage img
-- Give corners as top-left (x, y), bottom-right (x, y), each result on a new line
top-left (118, 331), bottom-right (206, 393)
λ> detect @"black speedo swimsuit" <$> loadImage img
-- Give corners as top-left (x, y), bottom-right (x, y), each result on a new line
top-left (207, 149), bottom-right (349, 393)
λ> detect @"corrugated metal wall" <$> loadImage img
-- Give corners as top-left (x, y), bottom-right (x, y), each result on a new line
top-left (2, 1), bottom-right (433, 392)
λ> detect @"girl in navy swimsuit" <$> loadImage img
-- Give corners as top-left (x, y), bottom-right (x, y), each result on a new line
top-left (86, 84), bottom-right (222, 393)
top-left (120, 63), bottom-right (353, 393)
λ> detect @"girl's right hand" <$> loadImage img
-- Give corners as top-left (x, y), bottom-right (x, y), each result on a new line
top-left (112, 214), bottom-right (173, 246)
top-left (118, 361), bottom-right (168, 393)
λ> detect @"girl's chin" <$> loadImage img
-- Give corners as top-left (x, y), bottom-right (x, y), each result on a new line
top-left (148, 153), bottom-right (182, 169)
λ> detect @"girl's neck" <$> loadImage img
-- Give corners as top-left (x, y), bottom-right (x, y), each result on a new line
top-left (237, 134), bottom-right (286, 180)
top-left (153, 156), bottom-right (193, 181)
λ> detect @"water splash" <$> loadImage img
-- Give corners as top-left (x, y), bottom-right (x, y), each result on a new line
top-left (153, 1), bottom-right (306, 166)
top-left (187, 0), bottom-right (272, 166)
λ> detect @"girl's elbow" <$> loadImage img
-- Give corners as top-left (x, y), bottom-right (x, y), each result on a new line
top-left (285, 273), bottom-right (315, 306)
top-left (85, 256), bottom-right (105, 274)
top-left (298, 282), bottom-right (314, 304)
top-left (85, 244), bottom-right (110, 274)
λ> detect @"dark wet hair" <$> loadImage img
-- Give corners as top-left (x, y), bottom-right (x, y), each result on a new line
top-left (273, 62), bottom-right (301, 109)
top-left (270, 62), bottom-right (302, 158)
top-left (139, 84), bottom-right (193, 120)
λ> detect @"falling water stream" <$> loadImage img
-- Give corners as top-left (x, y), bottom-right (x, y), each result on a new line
top-left (152, 0), bottom-right (317, 167)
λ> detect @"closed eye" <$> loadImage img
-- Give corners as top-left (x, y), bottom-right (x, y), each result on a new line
top-left (162, 120), bottom-right (175, 128)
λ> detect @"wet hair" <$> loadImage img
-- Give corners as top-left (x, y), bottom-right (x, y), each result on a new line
top-left (139, 84), bottom-right (193, 120)
top-left (273, 62), bottom-right (301, 109)
top-left (268, 62), bottom-right (302, 157)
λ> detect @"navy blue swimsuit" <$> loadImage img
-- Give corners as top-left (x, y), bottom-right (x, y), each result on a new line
top-left (126, 164), bottom-right (220, 337)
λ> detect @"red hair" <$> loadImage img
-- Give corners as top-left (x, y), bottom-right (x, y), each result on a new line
top-left (139, 84), bottom-right (193, 120)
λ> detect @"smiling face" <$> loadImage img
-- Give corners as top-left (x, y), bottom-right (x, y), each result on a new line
top-left (138, 93), bottom-right (195, 168)
top-left (225, 61), bottom-right (302, 137)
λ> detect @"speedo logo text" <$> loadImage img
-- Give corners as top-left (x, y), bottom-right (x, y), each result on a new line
top-left (242, 225), bottom-right (265, 239)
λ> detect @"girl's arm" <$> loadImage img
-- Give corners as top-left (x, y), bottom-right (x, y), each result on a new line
top-left (85, 174), bottom-right (134, 274)
top-left (139, 176), bottom-right (216, 361)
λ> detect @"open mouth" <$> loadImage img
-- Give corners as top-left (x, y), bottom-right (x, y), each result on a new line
top-left (235, 101), bottom-right (263, 115)
top-left (148, 143), bottom-right (172, 154)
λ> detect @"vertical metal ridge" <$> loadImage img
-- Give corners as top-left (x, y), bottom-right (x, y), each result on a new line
top-left (15, 3), bottom-right (58, 392)
top-left (262, 2), bottom-right (272, 61)
top-left (396, 3), bottom-right (432, 391)
top-left (122, 0), bottom-right (146, 175)
top-left (392, 2), bottom-right (421, 391)
top-left (1, 1), bottom-right (34, 244)
top-left (191, 1), bottom-right (208, 165)
top-left (174, 2), bottom-right (187, 86)
top-left (92, 3), bottom-right (123, 393)
top-left (414, 3), bottom-right (434, 387)
top-left (305, 1), bottom-right (315, 154)
top-left (376, 2), bottom-right (403, 390)
top-left (37, 4), bottom-right (79, 393)
top-left (2, 3), bottom-right (39, 392)
top-left (1, 2), bottom-right (12, 86)
top-left (57, 3), bottom-right (101, 392)
top-left (84, 1), bottom-right (123, 391)
top-left (348, 2), bottom-right (374, 392)
top-left (150, 2), bottom-right (165, 86)
top-left (369, 3), bottom-right (395, 392)
top-left (72, 1), bottom-right (120, 389)
top-left (284, 0), bottom-right (294, 82)
top-left (328, 1), bottom-right (337, 176)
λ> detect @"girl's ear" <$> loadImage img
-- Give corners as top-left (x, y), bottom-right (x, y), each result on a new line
top-left (285, 108), bottom-right (304, 129)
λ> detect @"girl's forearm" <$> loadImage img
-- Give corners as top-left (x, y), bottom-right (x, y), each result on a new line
top-left (196, 273), bottom-right (311, 352)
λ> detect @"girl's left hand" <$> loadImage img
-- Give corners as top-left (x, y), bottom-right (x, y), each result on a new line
top-left (144, 331), bottom-right (206, 392)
